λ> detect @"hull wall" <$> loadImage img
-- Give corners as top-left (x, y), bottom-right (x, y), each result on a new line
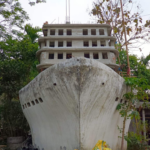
top-left (19, 58), bottom-right (130, 150)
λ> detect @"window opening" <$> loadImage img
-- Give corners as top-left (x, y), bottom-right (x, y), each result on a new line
top-left (102, 53), bottom-right (108, 59)
top-left (58, 29), bottom-right (63, 35)
top-left (84, 53), bottom-right (90, 58)
top-left (35, 99), bottom-right (39, 104)
top-left (92, 41), bottom-right (97, 47)
top-left (27, 102), bottom-right (31, 107)
top-left (49, 53), bottom-right (54, 59)
top-left (58, 53), bottom-right (63, 59)
top-left (39, 98), bottom-right (43, 103)
top-left (93, 53), bottom-right (99, 59)
top-left (50, 29), bottom-right (55, 35)
top-left (67, 29), bottom-right (72, 35)
top-left (43, 29), bottom-right (48, 36)
top-left (83, 29), bottom-right (88, 35)
top-left (99, 29), bottom-right (104, 35)
top-left (66, 53), bottom-right (72, 59)
top-left (58, 41), bottom-right (63, 47)
top-left (25, 104), bottom-right (27, 108)
top-left (31, 101), bottom-right (35, 105)
top-left (101, 41), bottom-right (106, 46)
top-left (83, 41), bottom-right (89, 47)
top-left (67, 41), bottom-right (72, 47)
top-left (91, 29), bottom-right (96, 35)
top-left (50, 41), bottom-right (55, 47)
top-left (22, 105), bottom-right (25, 109)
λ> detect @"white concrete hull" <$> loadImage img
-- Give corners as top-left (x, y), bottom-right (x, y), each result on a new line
top-left (19, 58), bottom-right (130, 150)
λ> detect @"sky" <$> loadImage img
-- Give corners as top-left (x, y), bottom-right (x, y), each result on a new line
top-left (19, 0), bottom-right (150, 58)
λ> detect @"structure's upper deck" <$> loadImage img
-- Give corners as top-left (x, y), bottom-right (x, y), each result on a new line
top-left (37, 23), bottom-right (119, 72)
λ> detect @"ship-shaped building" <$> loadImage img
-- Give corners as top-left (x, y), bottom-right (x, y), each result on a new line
top-left (19, 23), bottom-right (130, 150)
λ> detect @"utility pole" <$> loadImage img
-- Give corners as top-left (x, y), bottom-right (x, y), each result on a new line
top-left (120, 0), bottom-right (130, 77)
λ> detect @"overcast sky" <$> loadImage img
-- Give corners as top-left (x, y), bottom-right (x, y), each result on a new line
top-left (19, 0), bottom-right (150, 57)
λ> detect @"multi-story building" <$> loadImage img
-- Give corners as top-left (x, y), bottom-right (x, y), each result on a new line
top-left (36, 24), bottom-right (119, 72)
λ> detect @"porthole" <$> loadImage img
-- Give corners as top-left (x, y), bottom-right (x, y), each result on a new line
top-left (39, 98), bottom-right (43, 103)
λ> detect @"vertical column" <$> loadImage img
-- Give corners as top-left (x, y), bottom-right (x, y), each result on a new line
top-left (89, 40), bottom-right (92, 47)
top-left (64, 41), bottom-right (67, 48)
top-left (41, 43), bottom-right (45, 48)
top-left (90, 52), bottom-right (93, 59)
top-left (96, 28), bottom-right (99, 36)
top-left (63, 52), bottom-right (66, 59)
top-left (106, 40), bottom-right (109, 47)
top-left (99, 52), bottom-right (102, 59)
top-left (55, 41), bottom-right (58, 48)
top-left (55, 29), bottom-right (58, 35)
top-left (64, 29), bottom-right (66, 36)
top-left (46, 40), bottom-right (50, 47)
top-left (97, 40), bottom-right (100, 47)
top-left (88, 29), bottom-right (91, 36)
top-left (142, 109), bottom-right (146, 139)
top-left (54, 52), bottom-right (57, 60)
top-left (48, 29), bottom-right (50, 36)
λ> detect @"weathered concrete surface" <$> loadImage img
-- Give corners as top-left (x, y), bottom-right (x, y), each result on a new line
top-left (19, 58), bottom-right (130, 150)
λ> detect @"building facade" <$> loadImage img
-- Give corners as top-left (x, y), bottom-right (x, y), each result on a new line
top-left (36, 24), bottom-right (119, 71)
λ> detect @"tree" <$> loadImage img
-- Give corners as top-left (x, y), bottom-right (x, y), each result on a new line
top-left (117, 77), bottom-right (150, 150)
top-left (25, 24), bottom-right (42, 43)
top-left (0, 0), bottom-right (29, 39)
top-left (91, 0), bottom-right (150, 50)
top-left (117, 47), bottom-right (150, 84)
top-left (0, 35), bottom-right (39, 101)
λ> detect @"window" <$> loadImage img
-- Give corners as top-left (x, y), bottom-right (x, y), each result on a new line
top-left (67, 29), bottom-right (72, 35)
top-left (66, 53), bottom-right (72, 59)
top-left (67, 41), bottom-right (72, 47)
top-left (58, 41), bottom-right (63, 47)
top-left (83, 29), bottom-right (88, 35)
top-left (22, 105), bottom-right (25, 109)
top-left (58, 53), bottom-right (63, 59)
top-left (101, 41), bottom-right (106, 46)
top-left (102, 53), bottom-right (108, 59)
top-left (58, 29), bottom-right (63, 35)
top-left (50, 41), bottom-right (55, 47)
top-left (49, 54), bottom-right (54, 59)
top-left (27, 102), bottom-right (31, 107)
top-left (92, 41), bottom-right (97, 47)
top-left (91, 29), bottom-right (96, 35)
top-left (93, 53), bottom-right (99, 59)
top-left (99, 29), bottom-right (104, 35)
top-left (84, 53), bottom-right (90, 58)
top-left (43, 29), bottom-right (48, 36)
top-left (50, 29), bottom-right (55, 35)
top-left (83, 41), bottom-right (89, 47)
top-left (39, 98), bottom-right (43, 103)
top-left (25, 104), bottom-right (27, 108)
top-left (35, 99), bottom-right (39, 104)
top-left (31, 101), bottom-right (35, 105)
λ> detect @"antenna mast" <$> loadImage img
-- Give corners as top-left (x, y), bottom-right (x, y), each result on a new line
top-left (66, 0), bottom-right (70, 24)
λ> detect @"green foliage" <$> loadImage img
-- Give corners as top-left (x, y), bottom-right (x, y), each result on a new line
top-left (0, 0), bottom-right (29, 38)
top-left (0, 35), bottom-right (39, 99)
top-left (117, 77), bottom-right (150, 150)
top-left (116, 46), bottom-right (150, 85)
top-left (0, 99), bottom-right (29, 137)
top-left (125, 132), bottom-right (150, 150)
top-left (25, 24), bottom-right (42, 43)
